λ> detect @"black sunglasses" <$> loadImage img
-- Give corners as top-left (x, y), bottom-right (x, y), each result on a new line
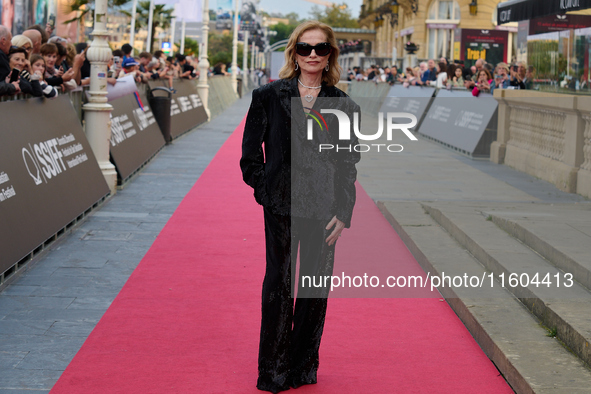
top-left (295, 42), bottom-right (332, 57)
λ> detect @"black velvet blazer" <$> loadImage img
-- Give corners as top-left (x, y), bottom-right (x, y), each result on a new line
top-left (240, 77), bottom-right (360, 228)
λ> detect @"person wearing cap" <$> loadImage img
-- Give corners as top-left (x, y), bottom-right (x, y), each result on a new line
top-left (118, 57), bottom-right (143, 82)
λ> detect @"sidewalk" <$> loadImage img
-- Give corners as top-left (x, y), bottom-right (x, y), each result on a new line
top-left (0, 94), bottom-right (252, 393)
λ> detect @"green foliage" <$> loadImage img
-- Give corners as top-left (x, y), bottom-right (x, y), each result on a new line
top-left (180, 37), bottom-right (199, 57)
top-left (309, 3), bottom-right (359, 28)
top-left (527, 40), bottom-right (567, 80)
top-left (269, 22), bottom-right (297, 46)
top-left (205, 32), bottom-right (250, 69)
top-left (208, 32), bottom-right (233, 65)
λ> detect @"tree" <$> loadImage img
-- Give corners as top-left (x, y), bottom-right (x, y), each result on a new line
top-left (124, 2), bottom-right (175, 53)
top-left (284, 12), bottom-right (301, 25)
top-left (175, 37), bottom-right (199, 56)
top-left (309, 3), bottom-right (359, 28)
top-left (206, 32), bottom-right (249, 69)
top-left (268, 22), bottom-right (297, 46)
top-left (208, 32), bottom-right (233, 65)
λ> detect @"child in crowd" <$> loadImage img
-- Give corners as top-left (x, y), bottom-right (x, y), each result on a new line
top-left (450, 66), bottom-right (464, 87)
top-left (29, 54), bottom-right (58, 99)
top-left (164, 57), bottom-right (179, 89)
top-left (118, 57), bottom-right (143, 83)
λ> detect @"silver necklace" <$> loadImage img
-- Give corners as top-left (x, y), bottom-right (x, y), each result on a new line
top-left (298, 78), bottom-right (321, 103)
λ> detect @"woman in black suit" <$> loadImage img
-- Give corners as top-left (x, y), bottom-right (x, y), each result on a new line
top-left (240, 20), bottom-right (360, 393)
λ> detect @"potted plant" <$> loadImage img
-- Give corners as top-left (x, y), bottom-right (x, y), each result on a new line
top-left (404, 41), bottom-right (419, 54)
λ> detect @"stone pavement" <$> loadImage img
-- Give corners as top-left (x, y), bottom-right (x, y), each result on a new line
top-left (0, 94), bottom-right (251, 393)
top-left (354, 113), bottom-right (591, 392)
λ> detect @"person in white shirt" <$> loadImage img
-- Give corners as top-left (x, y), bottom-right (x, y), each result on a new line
top-left (435, 62), bottom-right (447, 88)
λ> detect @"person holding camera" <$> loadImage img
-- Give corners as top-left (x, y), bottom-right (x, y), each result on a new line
top-left (8, 46), bottom-right (42, 97)
top-left (491, 62), bottom-right (525, 93)
top-left (472, 69), bottom-right (493, 97)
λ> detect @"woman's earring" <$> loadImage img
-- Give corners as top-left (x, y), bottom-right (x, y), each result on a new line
top-left (325, 63), bottom-right (329, 72)
top-left (295, 60), bottom-right (299, 71)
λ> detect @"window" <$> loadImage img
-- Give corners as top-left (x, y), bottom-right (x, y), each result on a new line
top-left (428, 0), bottom-right (460, 20)
top-left (426, 0), bottom-right (460, 60)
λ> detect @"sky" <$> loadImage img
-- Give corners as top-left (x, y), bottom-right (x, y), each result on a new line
top-left (257, 0), bottom-right (363, 19)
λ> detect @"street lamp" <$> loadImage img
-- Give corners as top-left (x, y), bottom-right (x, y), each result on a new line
top-left (469, 0), bottom-right (478, 16)
top-left (84, 0), bottom-right (117, 192)
top-left (374, 15), bottom-right (384, 28)
top-left (389, 0), bottom-right (399, 14)
top-left (389, 0), bottom-right (399, 28)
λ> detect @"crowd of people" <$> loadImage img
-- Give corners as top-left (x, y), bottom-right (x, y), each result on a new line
top-left (346, 57), bottom-right (534, 96)
top-left (2, 21), bottom-right (536, 101)
top-left (0, 23), bottom-right (205, 99)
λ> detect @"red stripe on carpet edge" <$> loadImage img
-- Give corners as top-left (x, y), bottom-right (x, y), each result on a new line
top-left (50, 114), bottom-right (511, 394)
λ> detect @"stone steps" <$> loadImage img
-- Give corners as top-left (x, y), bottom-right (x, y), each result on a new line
top-left (378, 201), bottom-right (591, 394)
top-left (420, 202), bottom-right (591, 369)
top-left (486, 207), bottom-right (591, 293)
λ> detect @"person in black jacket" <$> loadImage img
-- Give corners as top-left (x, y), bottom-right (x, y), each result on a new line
top-left (240, 20), bottom-right (360, 394)
top-left (0, 24), bottom-right (20, 95)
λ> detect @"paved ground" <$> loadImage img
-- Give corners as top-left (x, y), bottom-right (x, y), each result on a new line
top-left (355, 112), bottom-right (588, 204)
top-left (0, 95), bottom-right (250, 393)
top-left (1, 91), bottom-right (589, 393)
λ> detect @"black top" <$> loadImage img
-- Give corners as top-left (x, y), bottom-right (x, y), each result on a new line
top-left (81, 58), bottom-right (91, 80)
top-left (182, 64), bottom-right (194, 78)
top-left (240, 78), bottom-right (360, 228)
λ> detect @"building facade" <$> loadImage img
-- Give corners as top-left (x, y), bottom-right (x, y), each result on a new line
top-left (358, 0), bottom-right (518, 65)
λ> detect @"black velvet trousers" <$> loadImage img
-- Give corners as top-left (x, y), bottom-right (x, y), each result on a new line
top-left (257, 207), bottom-right (336, 393)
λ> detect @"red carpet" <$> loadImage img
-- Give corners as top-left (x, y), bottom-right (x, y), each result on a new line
top-left (51, 117), bottom-right (512, 394)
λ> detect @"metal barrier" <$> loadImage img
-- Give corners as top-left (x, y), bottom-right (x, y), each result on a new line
top-left (345, 81), bottom-right (498, 158)
top-left (0, 87), bottom-right (87, 121)
top-left (207, 75), bottom-right (239, 119)
top-left (346, 80), bottom-right (392, 115)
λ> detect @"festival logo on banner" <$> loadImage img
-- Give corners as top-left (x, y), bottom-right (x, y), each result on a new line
top-left (20, 133), bottom-right (88, 185)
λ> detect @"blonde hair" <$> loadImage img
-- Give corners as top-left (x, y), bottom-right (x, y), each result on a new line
top-left (66, 43), bottom-right (76, 66)
top-left (11, 35), bottom-right (33, 48)
top-left (278, 20), bottom-right (341, 86)
top-left (496, 62), bottom-right (509, 71)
